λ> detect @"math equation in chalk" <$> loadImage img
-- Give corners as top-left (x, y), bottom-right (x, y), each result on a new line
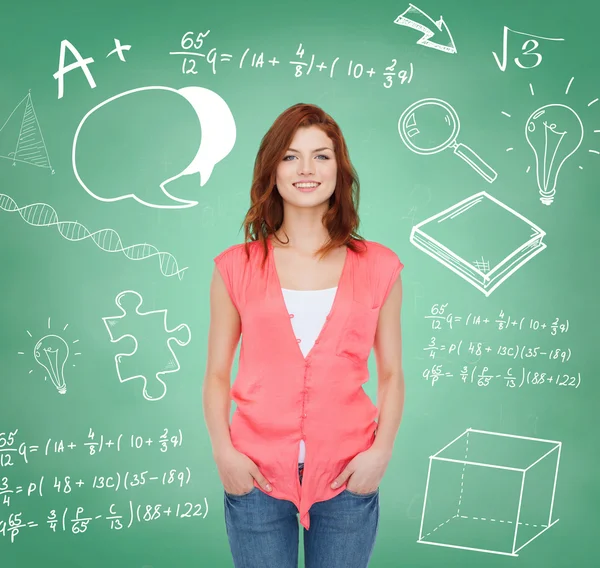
top-left (1, 500), bottom-right (208, 543)
top-left (419, 303), bottom-right (580, 390)
top-left (0, 426), bottom-right (205, 542)
top-left (169, 30), bottom-right (414, 89)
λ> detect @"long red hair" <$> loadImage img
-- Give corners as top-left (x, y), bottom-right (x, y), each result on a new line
top-left (239, 103), bottom-right (367, 269)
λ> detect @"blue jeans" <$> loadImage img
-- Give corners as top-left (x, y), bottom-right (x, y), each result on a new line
top-left (224, 464), bottom-right (379, 567)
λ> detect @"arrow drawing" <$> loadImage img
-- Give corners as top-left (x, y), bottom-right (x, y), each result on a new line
top-left (394, 3), bottom-right (457, 54)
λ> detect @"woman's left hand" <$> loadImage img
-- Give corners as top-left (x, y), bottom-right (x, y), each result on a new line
top-left (330, 446), bottom-right (392, 494)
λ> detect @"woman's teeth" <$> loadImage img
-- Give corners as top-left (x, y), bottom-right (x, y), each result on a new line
top-left (294, 182), bottom-right (320, 192)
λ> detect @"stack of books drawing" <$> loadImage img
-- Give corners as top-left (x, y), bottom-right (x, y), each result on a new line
top-left (410, 191), bottom-right (546, 296)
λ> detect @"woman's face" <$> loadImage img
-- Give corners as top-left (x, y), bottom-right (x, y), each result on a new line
top-left (275, 126), bottom-right (337, 208)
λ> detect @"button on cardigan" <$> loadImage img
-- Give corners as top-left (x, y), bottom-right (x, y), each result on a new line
top-left (280, 285), bottom-right (338, 464)
top-left (213, 236), bottom-right (404, 530)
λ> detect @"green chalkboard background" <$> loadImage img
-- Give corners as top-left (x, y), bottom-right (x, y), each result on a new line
top-left (1, 0), bottom-right (598, 566)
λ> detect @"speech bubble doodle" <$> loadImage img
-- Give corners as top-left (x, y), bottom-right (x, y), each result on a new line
top-left (72, 85), bottom-right (236, 209)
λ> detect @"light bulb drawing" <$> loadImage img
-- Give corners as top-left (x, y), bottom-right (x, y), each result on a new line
top-left (501, 77), bottom-right (599, 206)
top-left (18, 317), bottom-right (81, 395)
top-left (525, 104), bottom-right (584, 205)
top-left (33, 334), bottom-right (69, 394)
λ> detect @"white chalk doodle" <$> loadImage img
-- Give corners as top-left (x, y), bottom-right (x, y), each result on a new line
top-left (410, 192), bottom-right (546, 297)
top-left (492, 26), bottom-right (564, 72)
top-left (394, 4), bottom-right (457, 54)
top-left (34, 335), bottom-right (69, 394)
top-left (102, 290), bottom-right (191, 401)
top-left (502, 77), bottom-right (597, 202)
top-left (418, 428), bottom-right (561, 556)
top-left (525, 104), bottom-right (584, 205)
top-left (17, 317), bottom-right (81, 395)
top-left (0, 90), bottom-right (54, 173)
top-left (398, 98), bottom-right (497, 183)
top-left (72, 85), bottom-right (236, 209)
top-left (0, 194), bottom-right (187, 279)
top-left (106, 38), bottom-right (132, 61)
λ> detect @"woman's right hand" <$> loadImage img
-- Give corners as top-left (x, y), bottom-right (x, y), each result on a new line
top-left (215, 446), bottom-right (273, 495)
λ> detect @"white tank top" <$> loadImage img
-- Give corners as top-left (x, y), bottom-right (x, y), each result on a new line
top-left (281, 286), bottom-right (338, 464)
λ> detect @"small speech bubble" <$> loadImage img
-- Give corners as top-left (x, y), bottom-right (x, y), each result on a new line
top-left (72, 86), bottom-right (236, 209)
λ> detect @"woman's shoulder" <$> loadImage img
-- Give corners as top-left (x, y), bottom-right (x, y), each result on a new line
top-left (214, 242), bottom-right (245, 259)
top-left (214, 240), bottom-right (264, 264)
top-left (360, 239), bottom-right (402, 262)
top-left (358, 239), bottom-right (404, 279)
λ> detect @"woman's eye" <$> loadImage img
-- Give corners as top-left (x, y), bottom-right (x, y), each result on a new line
top-left (283, 154), bottom-right (330, 161)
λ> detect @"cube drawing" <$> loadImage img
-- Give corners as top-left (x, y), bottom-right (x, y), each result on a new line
top-left (418, 428), bottom-right (561, 557)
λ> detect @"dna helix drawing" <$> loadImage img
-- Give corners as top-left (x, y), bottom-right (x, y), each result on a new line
top-left (0, 194), bottom-right (187, 279)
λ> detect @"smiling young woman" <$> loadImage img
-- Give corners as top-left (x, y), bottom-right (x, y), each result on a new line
top-left (203, 103), bottom-right (405, 568)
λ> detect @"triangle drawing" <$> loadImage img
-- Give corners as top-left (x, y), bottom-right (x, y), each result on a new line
top-left (0, 90), bottom-right (54, 173)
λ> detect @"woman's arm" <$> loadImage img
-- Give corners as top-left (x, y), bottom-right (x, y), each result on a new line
top-left (202, 266), bottom-right (242, 458)
top-left (371, 274), bottom-right (405, 458)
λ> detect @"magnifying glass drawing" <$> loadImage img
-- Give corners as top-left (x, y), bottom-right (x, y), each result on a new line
top-left (398, 98), bottom-right (498, 183)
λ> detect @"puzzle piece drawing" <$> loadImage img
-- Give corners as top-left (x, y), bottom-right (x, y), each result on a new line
top-left (102, 290), bottom-right (191, 401)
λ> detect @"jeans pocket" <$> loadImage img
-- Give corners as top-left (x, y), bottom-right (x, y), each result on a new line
top-left (224, 486), bottom-right (257, 498)
top-left (344, 487), bottom-right (379, 498)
